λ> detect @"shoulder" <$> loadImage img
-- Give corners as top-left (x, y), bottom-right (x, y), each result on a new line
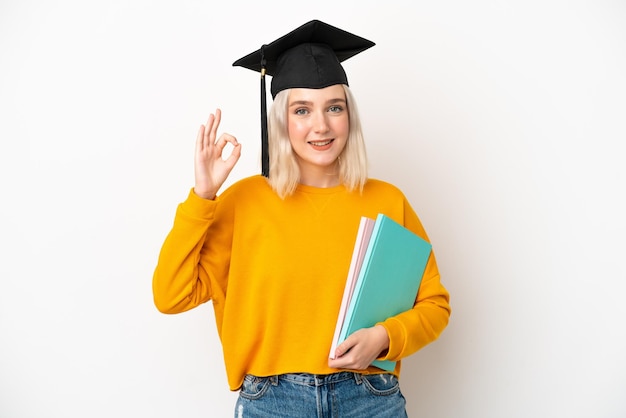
top-left (363, 178), bottom-right (407, 199)
top-left (221, 175), bottom-right (271, 196)
top-left (217, 175), bottom-right (279, 208)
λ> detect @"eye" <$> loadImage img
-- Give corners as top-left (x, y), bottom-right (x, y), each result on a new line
top-left (328, 105), bottom-right (344, 113)
top-left (294, 108), bottom-right (309, 115)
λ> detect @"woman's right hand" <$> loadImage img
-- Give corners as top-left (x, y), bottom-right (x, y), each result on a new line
top-left (193, 109), bottom-right (242, 200)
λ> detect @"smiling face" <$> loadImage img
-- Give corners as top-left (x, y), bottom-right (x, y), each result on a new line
top-left (287, 85), bottom-right (350, 187)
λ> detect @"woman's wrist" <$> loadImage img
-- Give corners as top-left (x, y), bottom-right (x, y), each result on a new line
top-left (193, 187), bottom-right (217, 200)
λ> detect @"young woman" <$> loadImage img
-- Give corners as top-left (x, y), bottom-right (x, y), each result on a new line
top-left (153, 20), bottom-right (450, 417)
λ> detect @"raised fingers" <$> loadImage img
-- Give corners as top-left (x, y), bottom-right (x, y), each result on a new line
top-left (195, 123), bottom-right (206, 153)
top-left (206, 108), bottom-right (221, 146)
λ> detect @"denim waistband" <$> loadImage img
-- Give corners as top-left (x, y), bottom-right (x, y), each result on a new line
top-left (278, 372), bottom-right (360, 386)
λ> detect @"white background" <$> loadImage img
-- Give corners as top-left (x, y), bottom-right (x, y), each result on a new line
top-left (1, 1), bottom-right (625, 417)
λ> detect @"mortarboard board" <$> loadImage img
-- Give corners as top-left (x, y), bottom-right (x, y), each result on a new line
top-left (233, 20), bottom-right (375, 177)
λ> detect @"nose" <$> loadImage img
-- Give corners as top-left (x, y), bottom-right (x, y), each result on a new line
top-left (313, 111), bottom-right (330, 133)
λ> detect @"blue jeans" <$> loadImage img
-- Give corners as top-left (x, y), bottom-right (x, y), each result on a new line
top-left (234, 372), bottom-right (408, 418)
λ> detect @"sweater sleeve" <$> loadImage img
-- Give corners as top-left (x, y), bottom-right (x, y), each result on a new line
top-left (377, 198), bottom-right (451, 362)
top-left (152, 189), bottom-right (225, 314)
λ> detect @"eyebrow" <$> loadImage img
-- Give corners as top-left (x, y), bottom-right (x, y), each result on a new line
top-left (288, 98), bottom-right (347, 107)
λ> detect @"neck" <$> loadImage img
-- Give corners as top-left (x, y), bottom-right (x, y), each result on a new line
top-left (297, 160), bottom-right (340, 188)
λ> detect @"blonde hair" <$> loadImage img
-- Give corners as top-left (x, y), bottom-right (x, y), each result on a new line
top-left (267, 85), bottom-right (368, 198)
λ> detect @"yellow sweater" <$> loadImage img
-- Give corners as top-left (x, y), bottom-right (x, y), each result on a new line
top-left (153, 175), bottom-right (450, 390)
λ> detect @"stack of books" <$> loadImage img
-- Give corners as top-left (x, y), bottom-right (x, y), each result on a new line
top-left (329, 213), bottom-right (432, 371)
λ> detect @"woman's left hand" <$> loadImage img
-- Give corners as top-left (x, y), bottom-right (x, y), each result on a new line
top-left (328, 325), bottom-right (390, 370)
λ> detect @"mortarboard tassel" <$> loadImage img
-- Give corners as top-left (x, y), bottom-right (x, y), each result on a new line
top-left (260, 45), bottom-right (269, 177)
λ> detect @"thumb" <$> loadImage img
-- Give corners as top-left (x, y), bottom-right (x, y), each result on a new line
top-left (334, 335), bottom-right (357, 358)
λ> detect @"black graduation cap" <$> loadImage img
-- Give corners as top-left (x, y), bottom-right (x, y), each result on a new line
top-left (233, 20), bottom-right (375, 177)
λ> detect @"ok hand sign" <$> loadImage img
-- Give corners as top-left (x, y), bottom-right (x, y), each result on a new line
top-left (193, 109), bottom-right (242, 200)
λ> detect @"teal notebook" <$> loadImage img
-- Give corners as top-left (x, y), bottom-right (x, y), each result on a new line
top-left (336, 213), bottom-right (432, 371)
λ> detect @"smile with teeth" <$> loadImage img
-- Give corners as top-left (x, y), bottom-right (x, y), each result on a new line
top-left (308, 139), bottom-right (334, 147)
